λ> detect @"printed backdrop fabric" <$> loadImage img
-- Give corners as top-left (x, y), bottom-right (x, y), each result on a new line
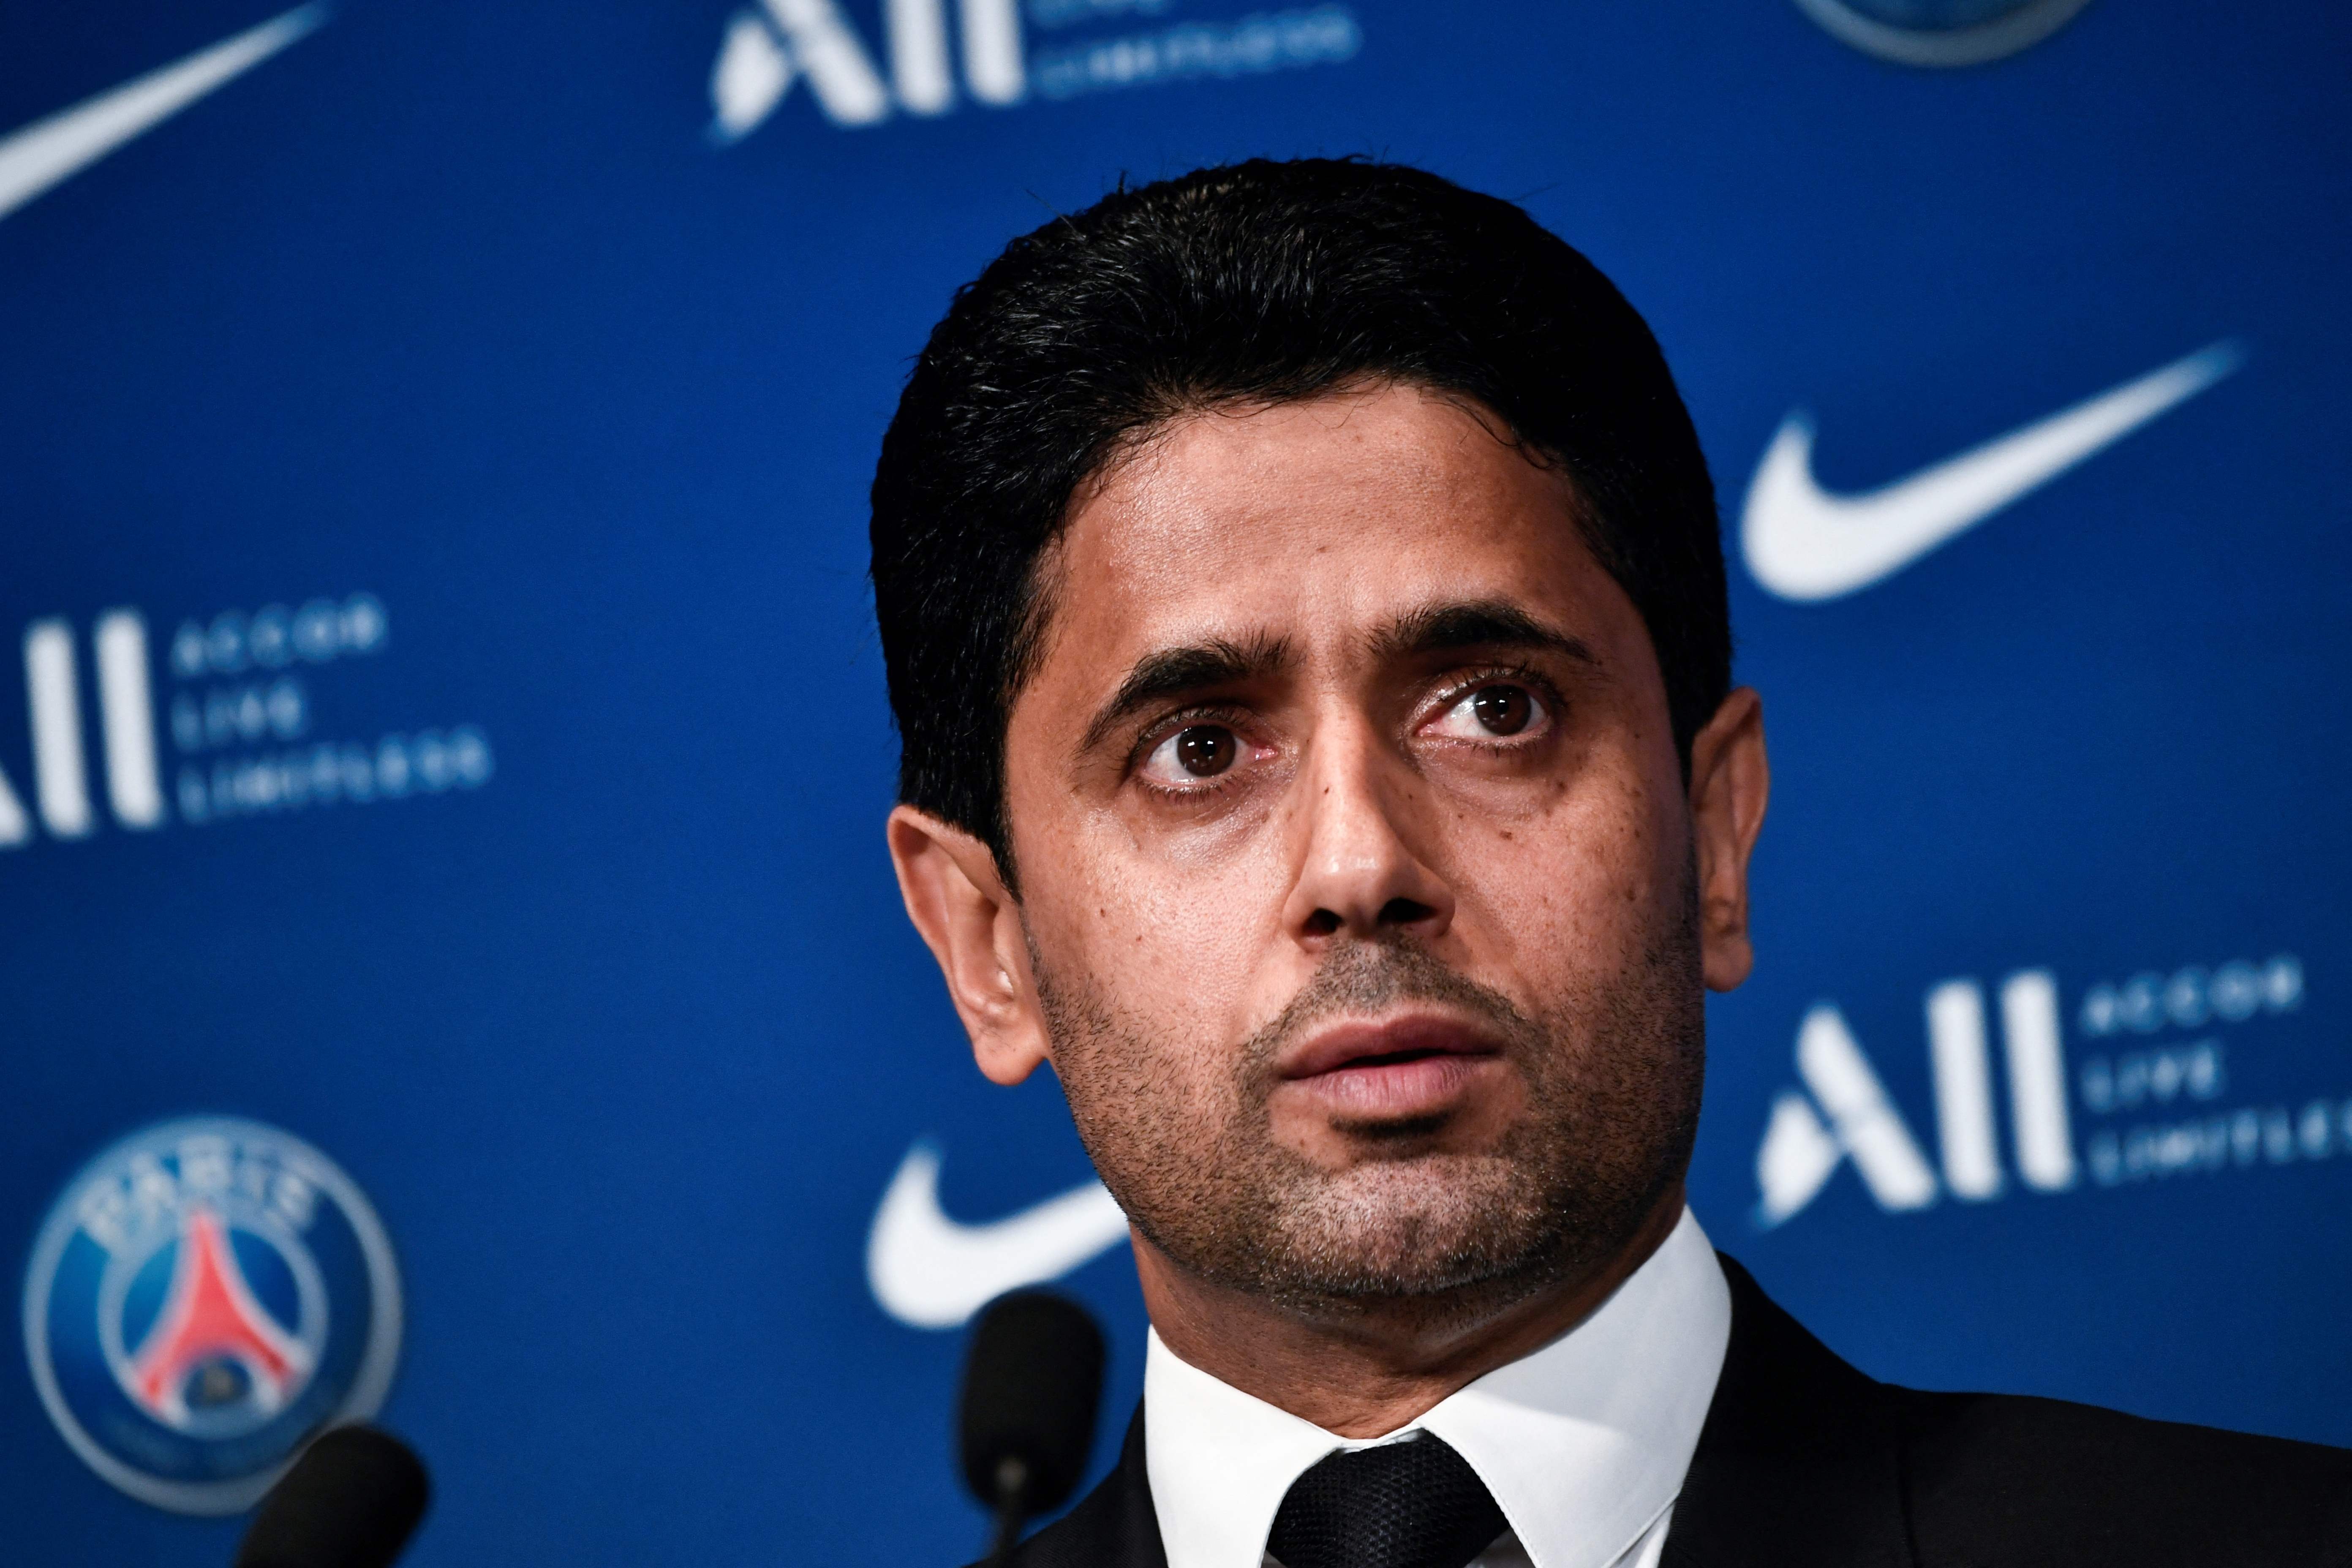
top-left (0, 0), bottom-right (2344, 1560)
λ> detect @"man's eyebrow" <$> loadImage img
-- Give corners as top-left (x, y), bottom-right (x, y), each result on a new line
top-left (1079, 633), bottom-right (1293, 754)
top-left (1370, 599), bottom-right (1601, 667)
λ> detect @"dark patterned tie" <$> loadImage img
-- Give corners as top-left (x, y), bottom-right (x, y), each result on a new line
top-left (1265, 1433), bottom-right (1508, 1568)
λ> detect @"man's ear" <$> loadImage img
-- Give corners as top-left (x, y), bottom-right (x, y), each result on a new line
top-left (886, 804), bottom-right (1053, 1085)
top-left (1688, 687), bottom-right (1770, 993)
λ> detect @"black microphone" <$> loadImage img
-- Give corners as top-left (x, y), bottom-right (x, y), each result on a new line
top-left (958, 1289), bottom-right (1107, 1565)
top-left (235, 1425), bottom-right (430, 1568)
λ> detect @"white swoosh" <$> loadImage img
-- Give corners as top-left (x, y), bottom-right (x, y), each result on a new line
top-left (866, 1143), bottom-right (1130, 1329)
top-left (1742, 341), bottom-right (2244, 603)
top-left (0, 5), bottom-right (327, 225)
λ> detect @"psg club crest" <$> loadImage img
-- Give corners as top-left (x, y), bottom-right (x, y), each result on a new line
top-left (20, 1118), bottom-right (402, 1514)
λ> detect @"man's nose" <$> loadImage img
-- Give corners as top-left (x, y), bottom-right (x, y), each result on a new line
top-left (1279, 721), bottom-right (1455, 948)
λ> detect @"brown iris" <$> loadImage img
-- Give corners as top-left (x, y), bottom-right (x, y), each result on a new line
top-left (1470, 685), bottom-right (1533, 735)
top-left (1175, 725), bottom-right (1238, 776)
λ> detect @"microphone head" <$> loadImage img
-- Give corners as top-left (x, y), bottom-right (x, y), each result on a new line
top-left (957, 1289), bottom-right (1107, 1521)
top-left (236, 1424), bottom-right (430, 1568)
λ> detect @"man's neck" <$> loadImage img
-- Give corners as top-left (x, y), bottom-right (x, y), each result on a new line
top-left (1134, 1184), bottom-right (1689, 1439)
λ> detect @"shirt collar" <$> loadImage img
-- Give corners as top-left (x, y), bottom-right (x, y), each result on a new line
top-left (1143, 1206), bottom-right (1730, 1568)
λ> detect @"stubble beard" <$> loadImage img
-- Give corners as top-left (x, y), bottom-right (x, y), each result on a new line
top-left (1033, 878), bottom-right (1707, 1328)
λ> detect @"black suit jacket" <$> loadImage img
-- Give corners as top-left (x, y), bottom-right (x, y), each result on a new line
top-left (999, 1256), bottom-right (2352, 1568)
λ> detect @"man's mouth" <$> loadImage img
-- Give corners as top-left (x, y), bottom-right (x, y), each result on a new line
top-left (1276, 1014), bottom-right (1505, 1122)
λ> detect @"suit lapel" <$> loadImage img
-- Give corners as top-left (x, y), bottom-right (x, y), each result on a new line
top-left (1660, 1256), bottom-right (1914, 1568)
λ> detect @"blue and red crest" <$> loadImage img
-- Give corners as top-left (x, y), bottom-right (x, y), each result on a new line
top-left (21, 1118), bottom-right (402, 1514)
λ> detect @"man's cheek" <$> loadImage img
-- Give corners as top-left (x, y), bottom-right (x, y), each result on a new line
top-left (1093, 847), bottom-right (1277, 971)
top-left (1523, 789), bottom-right (1668, 923)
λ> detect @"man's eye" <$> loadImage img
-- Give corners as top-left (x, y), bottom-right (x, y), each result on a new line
top-left (1429, 683), bottom-right (1548, 740)
top-left (1140, 724), bottom-right (1241, 784)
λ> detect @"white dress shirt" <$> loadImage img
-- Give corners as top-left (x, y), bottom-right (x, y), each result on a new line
top-left (1142, 1206), bottom-right (1731, 1568)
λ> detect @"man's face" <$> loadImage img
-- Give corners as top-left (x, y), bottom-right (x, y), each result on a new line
top-left (947, 383), bottom-right (1754, 1318)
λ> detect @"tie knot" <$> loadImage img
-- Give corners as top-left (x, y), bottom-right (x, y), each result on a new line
top-left (1266, 1433), bottom-right (1506, 1568)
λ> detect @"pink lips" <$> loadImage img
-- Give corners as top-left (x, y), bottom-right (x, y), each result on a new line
top-left (1277, 1015), bottom-right (1503, 1120)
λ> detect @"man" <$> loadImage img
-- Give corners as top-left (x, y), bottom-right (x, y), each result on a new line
top-left (870, 160), bottom-right (2350, 1568)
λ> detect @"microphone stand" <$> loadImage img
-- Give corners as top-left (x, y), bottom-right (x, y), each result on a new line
top-left (981, 1453), bottom-right (1032, 1567)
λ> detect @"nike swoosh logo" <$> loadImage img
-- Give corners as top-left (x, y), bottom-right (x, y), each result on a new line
top-left (0, 5), bottom-right (326, 225)
top-left (866, 1143), bottom-right (1129, 1329)
top-left (1741, 340), bottom-right (2244, 603)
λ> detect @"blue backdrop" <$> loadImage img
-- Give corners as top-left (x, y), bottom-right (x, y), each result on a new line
top-left (4, 0), bottom-right (2347, 1559)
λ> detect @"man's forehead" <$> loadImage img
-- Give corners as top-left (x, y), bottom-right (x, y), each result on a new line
top-left (1068, 388), bottom-right (1568, 556)
top-left (1041, 396), bottom-right (1619, 688)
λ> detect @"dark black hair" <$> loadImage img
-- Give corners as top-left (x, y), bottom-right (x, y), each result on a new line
top-left (870, 158), bottom-right (1728, 881)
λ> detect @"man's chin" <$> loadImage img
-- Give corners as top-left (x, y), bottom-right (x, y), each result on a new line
top-left (1236, 1154), bottom-right (1573, 1303)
